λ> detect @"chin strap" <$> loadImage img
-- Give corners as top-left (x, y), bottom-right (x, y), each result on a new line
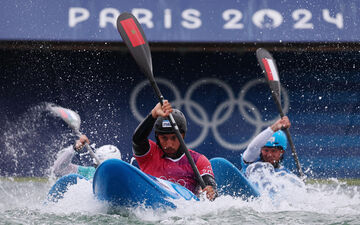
top-left (155, 133), bottom-right (166, 158)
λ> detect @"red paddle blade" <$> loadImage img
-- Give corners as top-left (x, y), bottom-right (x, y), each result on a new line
top-left (116, 12), bottom-right (153, 78)
top-left (256, 48), bottom-right (281, 100)
top-left (119, 17), bottom-right (145, 47)
top-left (261, 57), bottom-right (279, 82)
top-left (47, 104), bottom-right (81, 131)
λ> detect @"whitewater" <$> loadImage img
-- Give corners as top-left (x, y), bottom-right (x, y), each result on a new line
top-left (1, 104), bottom-right (359, 225)
top-left (0, 176), bottom-right (359, 225)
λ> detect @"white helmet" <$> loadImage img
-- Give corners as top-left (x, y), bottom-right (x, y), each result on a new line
top-left (95, 145), bottom-right (121, 163)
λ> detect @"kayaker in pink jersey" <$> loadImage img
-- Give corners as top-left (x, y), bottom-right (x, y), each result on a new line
top-left (132, 100), bottom-right (217, 201)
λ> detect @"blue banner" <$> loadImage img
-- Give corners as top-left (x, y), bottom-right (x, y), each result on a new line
top-left (1, 0), bottom-right (359, 42)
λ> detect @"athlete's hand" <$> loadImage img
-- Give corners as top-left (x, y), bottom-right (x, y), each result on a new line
top-left (201, 185), bottom-right (217, 201)
top-left (74, 135), bottom-right (90, 151)
top-left (151, 100), bottom-right (173, 118)
top-left (270, 116), bottom-right (291, 132)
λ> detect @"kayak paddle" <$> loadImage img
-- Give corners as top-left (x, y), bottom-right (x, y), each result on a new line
top-left (256, 48), bottom-right (305, 179)
top-left (116, 12), bottom-right (206, 189)
top-left (47, 103), bottom-right (101, 166)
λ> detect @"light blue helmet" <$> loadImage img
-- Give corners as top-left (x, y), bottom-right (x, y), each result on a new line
top-left (264, 130), bottom-right (287, 151)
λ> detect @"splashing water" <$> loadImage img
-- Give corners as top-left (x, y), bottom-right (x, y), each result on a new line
top-left (245, 162), bottom-right (306, 200)
top-left (0, 103), bottom-right (359, 224)
top-left (1, 176), bottom-right (359, 224)
top-left (1, 103), bottom-right (71, 177)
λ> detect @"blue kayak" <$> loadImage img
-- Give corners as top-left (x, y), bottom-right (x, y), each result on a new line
top-left (210, 157), bottom-right (260, 199)
top-left (47, 173), bottom-right (88, 202)
top-left (93, 159), bottom-right (198, 209)
top-left (48, 158), bottom-right (260, 207)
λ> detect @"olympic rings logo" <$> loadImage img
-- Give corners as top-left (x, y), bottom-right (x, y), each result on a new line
top-left (130, 78), bottom-right (289, 151)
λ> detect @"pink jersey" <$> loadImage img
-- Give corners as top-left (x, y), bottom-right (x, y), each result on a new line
top-left (135, 140), bottom-right (214, 194)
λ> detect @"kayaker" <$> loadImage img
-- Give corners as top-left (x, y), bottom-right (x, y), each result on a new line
top-left (132, 100), bottom-right (218, 201)
top-left (241, 116), bottom-right (291, 175)
top-left (53, 135), bottom-right (121, 180)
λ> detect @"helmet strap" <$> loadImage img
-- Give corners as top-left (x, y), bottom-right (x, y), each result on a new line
top-left (155, 133), bottom-right (166, 158)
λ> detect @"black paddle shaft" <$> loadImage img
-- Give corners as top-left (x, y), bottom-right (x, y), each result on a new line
top-left (116, 12), bottom-right (206, 189)
top-left (150, 78), bottom-right (206, 189)
top-left (270, 88), bottom-right (305, 179)
top-left (256, 48), bottom-right (305, 179)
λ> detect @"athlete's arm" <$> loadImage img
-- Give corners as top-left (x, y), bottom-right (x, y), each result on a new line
top-left (132, 100), bottom-right (172, 156)
top-left (243, 117), bottom-right (290, 163)
top-left (242, 127), bottom-right (274, 163)
top-left (132, 113), bottom-right (156, 156)
top-left (202, 174), bottom-right (217, 189)
top-left (53, 145), bottom-right (78, 177)
top-left (196, 155), bottom-right (218, 200)
top-left (201, 175), bottom-right (218, 201)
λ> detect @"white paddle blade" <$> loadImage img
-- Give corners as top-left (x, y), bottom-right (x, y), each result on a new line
top-left (47, 104), bottom-right (81, 131)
